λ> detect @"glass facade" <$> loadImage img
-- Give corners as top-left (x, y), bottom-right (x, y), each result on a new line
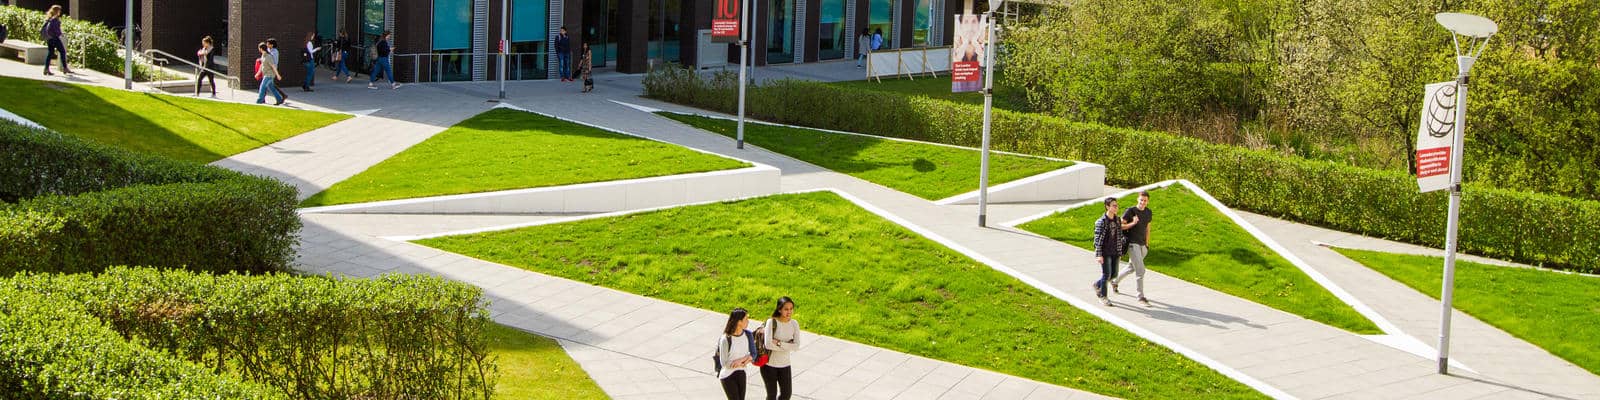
top-left (433, 0), bottom-right (473, 81)
top-left (764, 0), bottom-right (793, 63)
top-left (511, 0), bottom-right (549, 79)
top-left (583, 0), bottom-right (619, 67)
top-left (817, 0), bottom-right (845, 59)
top-left (868, 0), bottom-right (892, 50)
top-left (647, 0), bottom-right (683, 64)
top-left (317, 0), bottom-right (337, 40)
top-left (912, 0), bottom-right (929, 46)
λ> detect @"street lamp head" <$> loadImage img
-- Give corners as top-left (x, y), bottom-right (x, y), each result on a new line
top-left (1435, 13), bottom-right (1498, 39)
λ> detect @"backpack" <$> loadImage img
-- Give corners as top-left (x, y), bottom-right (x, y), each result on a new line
top-left (752, 320), bottom-right (774, 366)
top-left (711, 331), bottom-right (757, 374)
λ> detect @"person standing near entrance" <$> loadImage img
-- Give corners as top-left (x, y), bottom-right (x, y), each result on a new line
top-left (41, 5), bottom-right (72, 76)
top-left (855, 29), bottom-right (871, 68)
top-left (555, 26), bottom-right (572, 81)
top-left (578, 42), bottom-right (593, 93)
top-left (1091, 197), bottom-right (1137, 306)
top-left (301, 32), bottom-right (320, 91)
top-left (368, 31), bottom-right (399, 90)
top-left (195, 36), bottom-right (217, 97)
top-left (1112, 191), bottom-right (1154, 306)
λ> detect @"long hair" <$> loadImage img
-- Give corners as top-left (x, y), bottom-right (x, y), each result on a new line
top-left (722, 308), bottom-right (748, 336)
top-left (202, 36), bottom-right (213, 47)
top-left (770, 296), bottom-right (795, 319)
top-left (47, 5), bottom-right (62, 19)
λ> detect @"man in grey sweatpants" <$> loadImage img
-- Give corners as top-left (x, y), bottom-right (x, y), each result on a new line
top-left (1113, 191), bottom-right (1153, 306)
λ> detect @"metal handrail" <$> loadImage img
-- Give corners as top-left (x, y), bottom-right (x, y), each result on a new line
top-left (392, 52), bottom-right (549, 83)
top-left (143, 48), bottom-right (239, 100)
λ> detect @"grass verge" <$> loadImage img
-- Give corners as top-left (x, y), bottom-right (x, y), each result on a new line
top-left (1334, 248), bottom-right (1600, 375)
top-left (1017, 185), bottom-right (1382, 334)
top-left (659, 113), bottom-right (1068, 200)
top-left (301, 108), bottom-right (749, 206)
top-left (488, 323), bottom-right (610, 399)
top-left (0, 75), bottom-right (348, 163)
top-left (418, 191), bottom-right (1266, 399)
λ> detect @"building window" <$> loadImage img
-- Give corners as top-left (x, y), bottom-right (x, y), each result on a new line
top-left (818, 0), bottom-right (846, 59)
top-left (510, 0), bottom-right (549, 80)
top-left (433, 0), bottom-right (472, 81)
top-left (912, 0), bottom-right (929, 46)
top-left (868, 0), bottom-right (892, 49)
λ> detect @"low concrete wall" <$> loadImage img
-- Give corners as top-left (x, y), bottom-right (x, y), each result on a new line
top-left (936, 162), bottom-right (1107, 205)
top-left (299, 164), bottom-right (781, 215)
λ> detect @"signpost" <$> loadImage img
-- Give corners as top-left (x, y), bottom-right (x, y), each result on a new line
top-left (958, 2), bottom-right (999, 227)
top-left (733, 0), bottom-right (749, 149)
top-left (1426, 12), bottom-right (1496, 375)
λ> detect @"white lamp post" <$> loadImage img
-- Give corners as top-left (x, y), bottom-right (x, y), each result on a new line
top-left (1431, 11), bottom-right (1496, 375)
top-left (124, 0), bottom-right (133, 89)
top-left (498, 0), bottom-right (508, 99)
top-left (735, 0), bottom-right (751, 149)
top-left (976, 1), bottom-right (1001, 227)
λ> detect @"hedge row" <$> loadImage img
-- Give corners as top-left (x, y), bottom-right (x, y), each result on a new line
top-left (643, 68), bottom-right (1600, 273)
top-left (0, 6), bottom-right (166, 81)
top-left (1, 267), bottom-right (497, 400)
top-left (0, 121), bottom-right (300, 275)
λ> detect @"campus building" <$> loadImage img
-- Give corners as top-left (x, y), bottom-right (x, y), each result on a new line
top-left (8, 0), bottom-right (964, 87)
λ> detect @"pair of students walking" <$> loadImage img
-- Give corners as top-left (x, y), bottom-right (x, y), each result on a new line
top-left (716, 297), bottom-right (801, 400)
top-left (1091, 191), bottom-right (1154, 307)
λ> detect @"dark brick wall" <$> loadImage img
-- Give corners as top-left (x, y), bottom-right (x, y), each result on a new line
top-left (392, 0), bottom-right (428, 82)
top-left (68, 0), bottom-right (137, 28)
top-left (229, 0), bottom-right (316, 89)
top-left (615, 0), bottom-right (647, 73)
top-left (142, 0), bottom-right (225, 70)
top-left (13, 0), bottom-right (64, 14)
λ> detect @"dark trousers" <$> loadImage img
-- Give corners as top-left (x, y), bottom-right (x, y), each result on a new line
top-left (44, 37), bottom-right (68, 72)
top-left (759, 365), bottom-right (792, 400)
top-left (1093, 254), bottom-right (1119, 298)
top-left (303, 61), bottom-right (316, 88)
top-left (720, 370), bottom-right (746, 400)
top-left (196, 70), bottom-right (215, 95)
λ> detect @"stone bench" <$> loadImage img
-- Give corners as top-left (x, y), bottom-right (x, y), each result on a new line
top-left (0, 40), bottom-right (49, 65)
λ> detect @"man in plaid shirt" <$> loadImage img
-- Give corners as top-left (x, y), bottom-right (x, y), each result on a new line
top-left (1091, 197), bottom-right (1139, 306)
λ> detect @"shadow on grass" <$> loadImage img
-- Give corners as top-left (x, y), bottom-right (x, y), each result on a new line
top-left (0, 76), bottom-right (227, 162)
top-left (148, 94), bottom-right (275, 150)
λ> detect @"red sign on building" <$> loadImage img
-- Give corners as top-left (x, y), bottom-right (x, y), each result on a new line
top-left (712, 0), bottom-right (741, 43)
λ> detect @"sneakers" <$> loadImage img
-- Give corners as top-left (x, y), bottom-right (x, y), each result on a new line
top-left (1111, 282), bottom-right (1120, 294)
top-left (391, 83), bottom-right (402, 89)
top-left (43, 70), bottom-right (54, 76)
top-left (367, 83), bottom-right (377, 89)
top-left (1138, 297), bottom-right (1151, 307)
top-left (1100, 297), bottom-right (1112, 306)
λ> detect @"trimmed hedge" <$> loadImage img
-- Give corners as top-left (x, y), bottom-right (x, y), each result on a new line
top-left (644, 67), bottom-right (1600, 273)
top-left (0, 7), bottom-right (166, 81)
top-left (0, 120), bottom-right (300, 275)
top-left (1, 267), bottom-right (497, 400)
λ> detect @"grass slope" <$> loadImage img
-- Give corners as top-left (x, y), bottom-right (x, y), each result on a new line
top-left (828, 76), bottom-right (1029, 111)
top-left (0, 75), bottom-right (348, 163)
top-left (1334, 248), bottom-right (1600, 375)
top-left (1018, 185), bottom-right (1381, 334)
top-left (418, 192), bottom-right (1265, 399)
top-left (302, 108), bottom-right (749, 206)
top-left (659, 113), bottom-right (1068, 200)
top-left (488, 323), bottom-right (610, 399)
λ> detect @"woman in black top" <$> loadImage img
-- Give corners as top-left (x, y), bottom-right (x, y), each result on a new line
top-left (195, 36), bottom-right (217, 96)
top-left (332, 31), bottom-right (353, 82)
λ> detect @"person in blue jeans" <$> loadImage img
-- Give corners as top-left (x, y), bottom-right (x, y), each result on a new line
top-left (368, 31), bottom-right (400, 89)
top-left (555, 26), bottom-right (572, 81)
top-left (332, 31), bottom-right (353, 82)
top-left (301, 32), bottom-right (319, 91)
top-left (41, 5), bottom-right (73, 76)
top-left (255, 42), bottom-right (285, 105)
top-left (1091, 197), bottom-right (1137, 306)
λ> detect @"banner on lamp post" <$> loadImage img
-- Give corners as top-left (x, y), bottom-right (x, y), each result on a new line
top-left (712, 0), bottom-right (742, 43)
top-left (1416, 81), bottom-right (1458, 193)
top-left (951, 14), bottom-right (987, 93)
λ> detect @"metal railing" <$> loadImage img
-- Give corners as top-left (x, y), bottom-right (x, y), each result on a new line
top-left (391, 52), bottom-right (549, 83)
top-left (143, 49), bottom-right (239, 100)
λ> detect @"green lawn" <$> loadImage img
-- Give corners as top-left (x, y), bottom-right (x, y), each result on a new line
top-left (1018, 185), bottom-right (1382, 334)
top-left (828, 75), bottom-right (1030, 111)
top-left (488, 323), bottom-right (610, 400)
top-left (1334, 248), bottom-right (1600, 375)
top-left (301, 108), bottom-right (750, 206)
top-left (0, 75), bottom-right (348, 163)
top-left (418, 192), bottom-right (1265, 399)
top-left (659, 113), bottom-right (1069, 200)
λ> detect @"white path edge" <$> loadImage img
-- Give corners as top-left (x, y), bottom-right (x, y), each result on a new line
top-left (998, 179), bottom-right (1476, 373)
top-left (388, 187), bottom-right (1298, 400)
top-left (0, 107), bottom-right (44, 130)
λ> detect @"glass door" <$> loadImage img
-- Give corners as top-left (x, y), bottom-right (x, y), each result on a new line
top-left (583, 0), bottom-right (619, 67)
top-left (764, 0), bottom-right (793, 63)
top-left (817, 0), bottom-right (845, 59)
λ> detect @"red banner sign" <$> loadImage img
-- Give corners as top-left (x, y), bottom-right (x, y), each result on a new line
top-left (712, 0), bottom-right (741, 43)
top-left (1416, 147), bottom-right (1451, 179)
top-left (951, 14), bottom-right (987, 93)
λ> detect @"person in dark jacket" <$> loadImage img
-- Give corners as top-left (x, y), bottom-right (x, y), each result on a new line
top-left (196, 36), bottom-right (217, 96)
top-left (555, 26), bottom-right (572, 81)
top-left (332, 30), bottom-right (353, 82)
top-left (301, 32), bottom-right (320, 91)
top-left (1091, 197), bottom-right (1138, 306)
top-left (368, 31), bottom-right (399, 89)
top-left (41, 5), bottom-right (72, 75)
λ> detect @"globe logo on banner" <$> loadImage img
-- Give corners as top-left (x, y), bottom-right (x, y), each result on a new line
top-left (1416, 81), bottom-right (1457, 193)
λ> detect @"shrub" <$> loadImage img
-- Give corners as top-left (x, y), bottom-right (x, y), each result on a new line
top-left (1, 267), bottom-right (497, 400)
top-left (642, 68), bottom-right (1600, 273)
top-left (0, 6), bottom-right (166, 81)
top-left (0, 283), bottom-right (284, 399)
top-left (0, 121), bottom-right (300, 275)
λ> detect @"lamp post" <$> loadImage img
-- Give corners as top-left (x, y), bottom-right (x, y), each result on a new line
top-left (498, 0), bottom-right (508, 99)
top-left (1431, 12), bottom-right (1496, 375)
top-left (735, 0), bottom-right (751, 149)
top-left (976, 2), bottom-right (1000, 227)
top-left (124, 0), bottom-right (133, 89)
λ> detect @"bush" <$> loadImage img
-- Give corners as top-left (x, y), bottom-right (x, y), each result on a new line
top-left (1, 267), bottom-right (497, 400)
top-left (642, 67), bottom-right (1600, 273)
top-left (0, 121), bottom-right (300, 275)
top-left (0, 283), bottom-right (284, 399)
top-left (0, 6), bottom-right (166, 81)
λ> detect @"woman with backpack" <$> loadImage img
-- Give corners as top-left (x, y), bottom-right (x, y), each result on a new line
top-left (716, 308), bottom-right (754, 400)
top-left (40, 5), bottom-right (72, 76)
top-left (761, 297), bottom-right (801, 400)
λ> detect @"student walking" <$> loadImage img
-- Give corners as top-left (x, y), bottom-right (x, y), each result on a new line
top-left (761, 297), bottom-right (801, 400)
top-left (577, 42), bottom-right (593, 93)
top-left (1112, 191), bottom-right (1154, 306)
top-left (301, 32), bottom-right (320, 91)
top-left (368, 31), bottom-right (399, 90)
top-left (1091, 197), bottom-right (1137, 306)
top-left (195, 36), bottom-right (217, 96)
top-left (331, 31), bottom-right (353, 82)
top-left (554, 26), bottom-right (572, 81)
top-left (717, 308), bottom-right (755, 400)
top-left (265, 38), bottom-right (288, 101)
top-left (41, 5), bottom-right (72, 76)
top-left (254, 42), bottom-right (285, 106)
top-left (855, 29), bottom-right (871, 68)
